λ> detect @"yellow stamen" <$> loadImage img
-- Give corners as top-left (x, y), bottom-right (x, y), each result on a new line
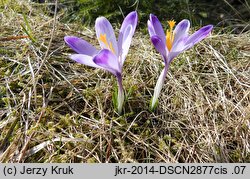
top-left (168, 20), bottom-right (176, 29)
top-left (99, 34), bottom-right (109, 47)
top-left (166, 20), bottom-right (176, 51)
top-left (99, 33), bottom-right (115, 54)
top-left (109, 42), bottom-right (115, 54)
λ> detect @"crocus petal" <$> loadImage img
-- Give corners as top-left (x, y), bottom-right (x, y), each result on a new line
top-left (64, 36), bottom-right (98, 56)
top-left (69, 54), bottom-right (101, 68)
top-left (186, 25), bottom-right (213, 46)
top-left (95, 17), bottom-right (118, 55)
top-left (169, 37), bottom-right (193, 62)
top-left (149, 14), bottom-right (166, 43)
top-left (147, 20), bottom-right (155, 37)
top-left (151, 35), bottom-right (167, 60)
top-left (173, 19), bottom-right (190, 45)
top-left (93, 49), bottom-right (120, 76)
top-left (117, 11), bottom-right (138, 65)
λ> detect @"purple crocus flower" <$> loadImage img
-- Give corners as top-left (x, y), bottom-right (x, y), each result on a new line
top-left (64, 11), bottom-right (138, 114)
top-left (148, 14), bottom-right (213, 110)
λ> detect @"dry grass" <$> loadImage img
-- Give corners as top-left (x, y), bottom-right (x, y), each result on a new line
top-left (0, 0), bottom-right (250, 163)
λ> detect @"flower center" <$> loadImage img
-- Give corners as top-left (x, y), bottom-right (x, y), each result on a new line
top-left (99, 33), bottom-right (115, 54)
top-left (166, 20), bottom-right (176, 51)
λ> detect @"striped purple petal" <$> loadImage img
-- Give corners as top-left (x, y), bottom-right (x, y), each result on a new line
top-left (168, 38), bottom-right (192, 62)
top-left (64, 36), bottom-right (98, 56)
top-left (148, 14), bottom-right (166, 44)
top-left (95, 17), bottom-right (118, 55)
top-left (173, 19), bottom-right (190, 44)
top-left (151, 35), bottom-right (167, 60)
top-left (93, 49), bottom-right (120, 77)
top-left (117, 11), bottom-right (138, 65)
top-left (147, 20), bottom-right (155, 37)
top-left (69, 54), bottom-right (100, 68)
top-left (186, 25), bottom-right (213, 46)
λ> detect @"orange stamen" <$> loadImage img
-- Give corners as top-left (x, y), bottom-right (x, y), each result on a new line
top-left (166, 20), bottom-right (176, 51)
top-left (99, 33), bottom-right (115, 54)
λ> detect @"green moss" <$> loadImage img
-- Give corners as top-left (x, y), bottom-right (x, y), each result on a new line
top-left (229, 149), bottom-right (242, 162)
top-left (1, 0), bottom-right (249, 163)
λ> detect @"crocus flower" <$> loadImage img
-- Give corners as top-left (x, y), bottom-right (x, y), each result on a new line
top-left (148, 14), bottom-right (213, 111)
top-left (64, 11), bottom-right (138, 114)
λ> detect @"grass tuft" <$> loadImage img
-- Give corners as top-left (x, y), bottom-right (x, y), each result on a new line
top-left (0, 0), bottom-right (249, 163)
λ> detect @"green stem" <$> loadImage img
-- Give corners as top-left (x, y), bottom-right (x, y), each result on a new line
top-left (117, 74), bottom-right (124, 115)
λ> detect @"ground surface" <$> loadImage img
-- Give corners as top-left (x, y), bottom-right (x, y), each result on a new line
top-left (0, 0), bottom-right (250, 162)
